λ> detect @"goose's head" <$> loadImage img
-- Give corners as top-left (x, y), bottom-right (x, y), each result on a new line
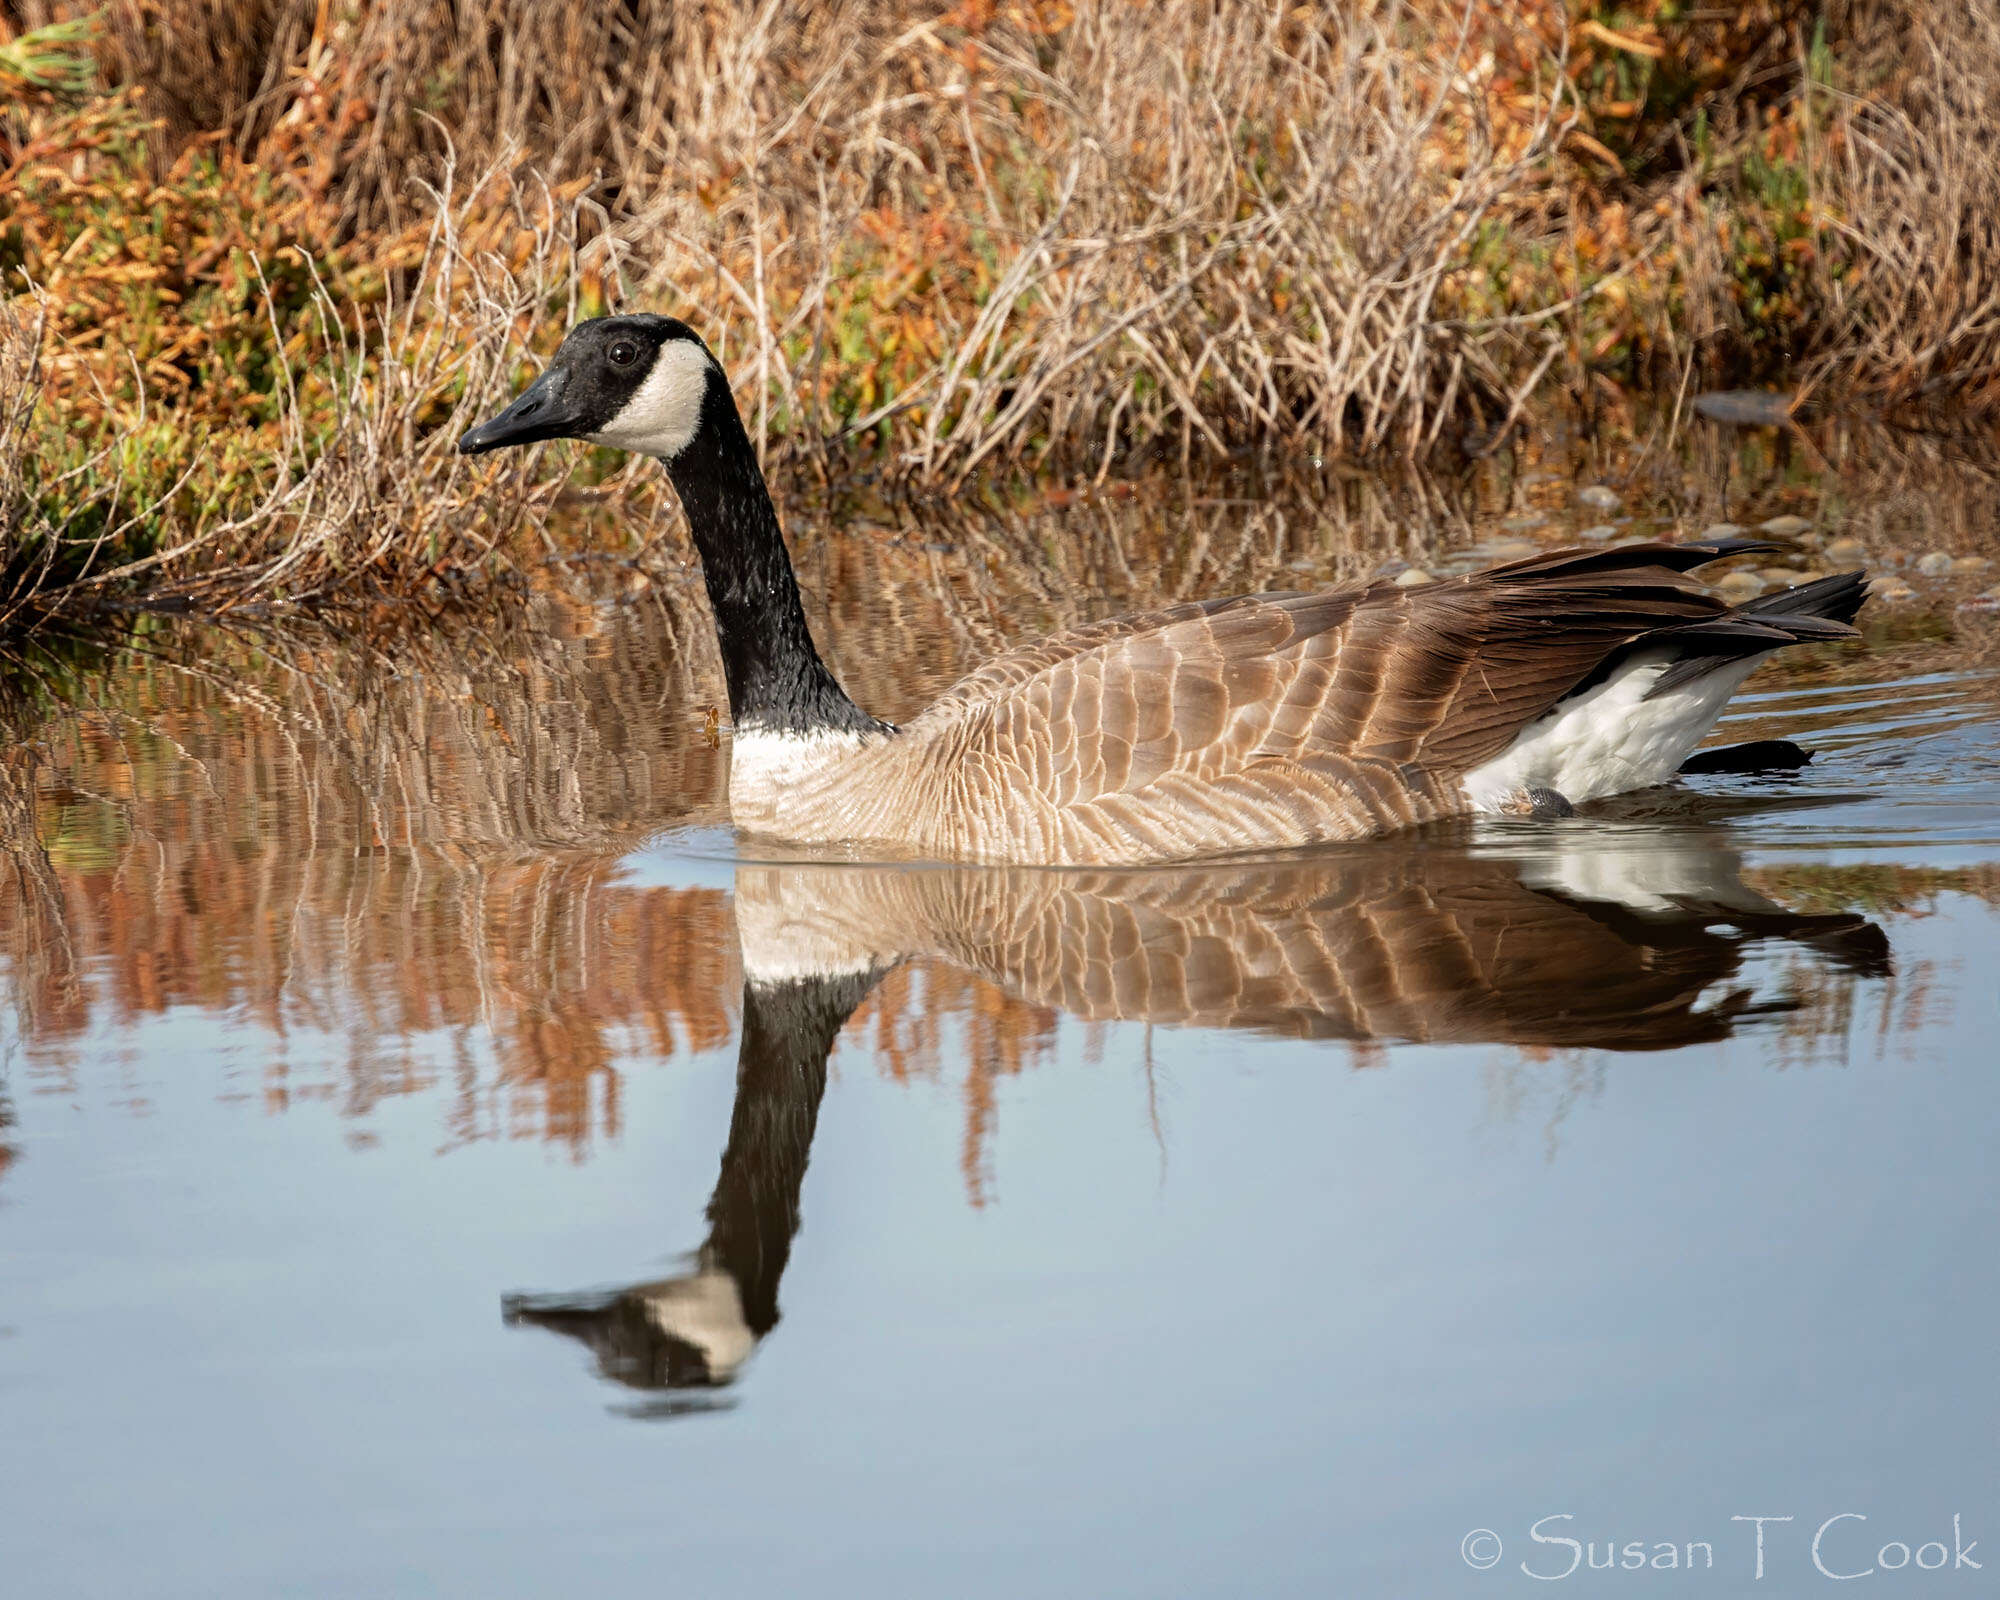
top-left (458, 314), bottom-right (723, 461)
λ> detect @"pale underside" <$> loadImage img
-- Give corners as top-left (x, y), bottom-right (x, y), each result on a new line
top-left (726, 546), bottom-right (1833, 867)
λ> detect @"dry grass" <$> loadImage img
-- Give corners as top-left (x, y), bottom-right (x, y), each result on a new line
top-left (1798, 0), bottom-right (2000, 405)
top-left (3, 0), bottom-right (2000, 626)
top-left (0, 0), bottom-right (1583, 621)
top-left (64, 0), bottom-right (1575, 466)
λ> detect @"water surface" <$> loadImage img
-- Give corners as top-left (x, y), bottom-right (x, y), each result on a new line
top-left (3, 457), bottom-right (1999, 1597)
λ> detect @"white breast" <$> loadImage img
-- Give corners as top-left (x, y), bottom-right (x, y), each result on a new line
top-left (730, 728), bottom-right (873, 816)
top-left (1462, 651), bottom-right (1769, 810)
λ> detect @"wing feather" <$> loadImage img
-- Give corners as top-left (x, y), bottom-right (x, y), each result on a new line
top-left (898, 540), bottom-right (1850, 851)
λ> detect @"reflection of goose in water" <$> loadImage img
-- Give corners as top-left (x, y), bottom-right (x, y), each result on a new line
top-left (504, 833), bottom-right (1887, 1404)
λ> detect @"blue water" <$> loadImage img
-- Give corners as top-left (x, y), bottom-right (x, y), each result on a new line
top-left (2, 616), bottom-right (1997, 1596)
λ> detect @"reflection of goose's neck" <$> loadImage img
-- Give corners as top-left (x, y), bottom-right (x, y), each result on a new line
top-left (503, 967), bottom-right (878, 1394)
top-left (701, 971), bottom-right (881, 1342)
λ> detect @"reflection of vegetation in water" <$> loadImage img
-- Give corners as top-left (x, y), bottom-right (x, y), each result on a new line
top-left (0, 580), bottom-right (1960, 1192)
top-left (0, 538), bottom-right (1984, 1187)
top-left (1746, 863), bottom-right (2000, 916)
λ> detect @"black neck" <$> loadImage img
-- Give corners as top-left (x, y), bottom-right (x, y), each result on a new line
top-left (663, 392), bottom-right (885, 736)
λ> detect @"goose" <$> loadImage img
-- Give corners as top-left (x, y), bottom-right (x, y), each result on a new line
top-left (460, 316), bottom-right (1866, 865)
top-left (504, 840), bottom-right (1888, 1397)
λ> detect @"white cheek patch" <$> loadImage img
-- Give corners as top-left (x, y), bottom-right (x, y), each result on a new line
top-left (586, 340), bottom-right (714, 458)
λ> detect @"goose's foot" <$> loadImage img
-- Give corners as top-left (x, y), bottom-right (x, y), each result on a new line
top-left (1497, 786), bottom-right (1576, 820)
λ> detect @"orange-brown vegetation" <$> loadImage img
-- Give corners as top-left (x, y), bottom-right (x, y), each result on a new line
top-left (5, 1), bottom-right (2000, 623)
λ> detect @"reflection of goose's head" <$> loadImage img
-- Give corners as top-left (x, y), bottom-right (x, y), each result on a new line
top-left (504, 966), bottom-right (877, 1402)
top-left (505, 1263), bottom-right (756, 1392)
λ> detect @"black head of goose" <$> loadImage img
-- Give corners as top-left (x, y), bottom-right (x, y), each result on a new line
top-left (461, 316), bottom-right (1866, 865)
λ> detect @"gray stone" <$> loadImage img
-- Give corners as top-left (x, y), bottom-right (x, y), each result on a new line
top-left (1577, 485), bottom-right (1620, 511)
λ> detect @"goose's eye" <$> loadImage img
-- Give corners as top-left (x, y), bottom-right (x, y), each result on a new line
top-left (608, 339), bottom-right (639, 367)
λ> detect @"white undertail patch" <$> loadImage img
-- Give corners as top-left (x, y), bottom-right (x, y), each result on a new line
top-left (1462, 650), bottom-right (1770, 811)
top-left (586, 339), bottom-right (714, 459)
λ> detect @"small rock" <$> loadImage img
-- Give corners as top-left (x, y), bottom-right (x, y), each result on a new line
top-left (1825, 536), bottom-right (1867, 566)
top-left (1758, 567), bottom-right (1806, 585)
top-left (1485, 538), bottom-right (1539, 560)
top-left (1915, 551), bottom-right (1956, 576)
top-left (1502, 513), bottom-right (1548, 531)
top-left (1577, 485), bottom-right (1620, 511)
top-left (1958, 588), bottom-right (2000, 614)
top-left (1875, 577), bottom-right (1917, 602)
top-left (1759, 514), bottom-right (1814, 537)
top-left (1692, 390), bottom-right (1796, 427)
top-left (1715, 570), bottom-right (1766, 599)
top-left (1702, 522), bottom-right (1745, 539)
top-left (1953, 555), bottom-right (1994, 573)
top-left (1394, 567), bottom-right (1434, 587)
top-left (1576, 523), bottom-right (1619, 542)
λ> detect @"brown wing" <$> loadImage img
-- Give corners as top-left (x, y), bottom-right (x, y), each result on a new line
top-left (904, 541), bottom-right (1772, 852)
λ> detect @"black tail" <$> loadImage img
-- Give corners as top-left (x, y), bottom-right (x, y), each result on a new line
top-left (1740, 567), bottom-right (1869, 628)
top-left (1648, 568), bottom-right (1867, 696)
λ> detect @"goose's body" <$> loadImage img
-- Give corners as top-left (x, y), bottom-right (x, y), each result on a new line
top-left (462, 316), bottom-right (1865, 866)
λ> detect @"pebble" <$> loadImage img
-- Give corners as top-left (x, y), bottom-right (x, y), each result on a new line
top-left (1953, 555), bottom-right (1994, 573)
top-left (1958, 587), bottom-right (2000, 614)
top-left (1875, 577), bottom-right (1917, 602)
top-left (1577, 485), bottom-right (1620, 511)
top-left (1502, 513), bottom-right (1548, 531)
top-left (1394, 567), bottom-right (1434, 587)
top-left (1576, 523), bottom-right (1619, 541)
top-left (1702, 522), bottom-right (1745, 539)
top-left (1758, 567), bottom-right (1806, 585)
top-left (1825, 536), bottom-right (1867, 566)
top-left (1915, 551), bottom-right (1956, 576)
top-left (1714, 570), bottom-right (1766, 599)
top-left (1485, 538), bottom-right (1539, 560)
top-left (1759, 514), bottom-right (1814, 537)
